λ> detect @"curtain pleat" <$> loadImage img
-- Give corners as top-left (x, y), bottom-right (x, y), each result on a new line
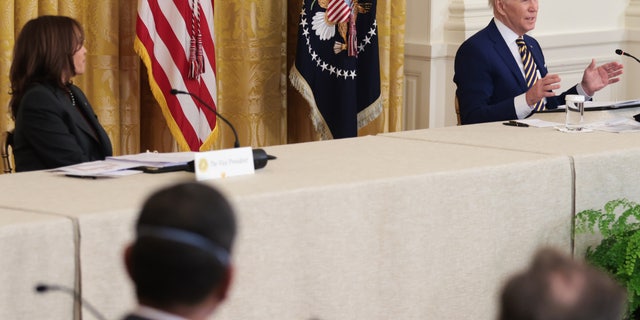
top-left (214, 0), bottom-right (288, 149)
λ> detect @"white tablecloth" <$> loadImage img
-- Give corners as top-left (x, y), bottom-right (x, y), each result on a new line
top-left (0, 208), bottom-right (77, 319)
top-left (0, 135), bottom-right (578, 320)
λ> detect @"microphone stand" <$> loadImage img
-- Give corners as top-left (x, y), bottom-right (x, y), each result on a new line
top-left (616, 49), bottom-right (640, 64)
top-left (170, 89), bottom-right (275, 169)
top-left (615, 50), bottom-right (640, 122)
top-left (35, 283), bottom-right (107, 320)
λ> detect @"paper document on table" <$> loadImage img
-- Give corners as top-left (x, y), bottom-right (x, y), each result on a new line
top-left (556, 99), bottom-right (640, 110)
top-left (49, 160), bottom-right (143, 177)
top-left (107, 152), bottom-right (196, 168)
top-left (586, 118), bottom-right (640, 133)
top-left (516, 119), bottom-right (562, 128)
top-left (49, 152), bottom-right (197, 178)
top-left (609, 99), bottom-right (640, 108)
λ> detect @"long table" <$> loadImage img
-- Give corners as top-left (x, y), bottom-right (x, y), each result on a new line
top-left (0, 125), bottom-right (627, 319)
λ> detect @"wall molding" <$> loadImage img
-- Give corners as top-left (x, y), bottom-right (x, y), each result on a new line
top-left (409, 29), bottom-right (627, 59)
top-left (535, 29), bottom-right (625, 49)
top-left (626, 0), bottom-right (640, 29)
top-left (403, 70), bottom-right (426, 130)
top-left (404, 43), bottom-right (430, 61)
top-left (404, 42), bottom-right (431, 130)
top-left (444, 0), bottom-right (492, 43)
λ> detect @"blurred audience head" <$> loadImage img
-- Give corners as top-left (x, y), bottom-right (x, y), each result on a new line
top-left (498, 247), bottom-right (626, 320)
top-left (125, 182), bottom-right (237, 317)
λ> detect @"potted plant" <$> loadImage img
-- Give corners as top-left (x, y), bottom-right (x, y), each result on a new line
top-left (575, 199), bottom-right (640, 319)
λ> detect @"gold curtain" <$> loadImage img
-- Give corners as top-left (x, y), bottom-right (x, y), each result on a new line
top-left (369, 0), bottom-right (405, 136)
top-left (214, 1), bottom-right (288, 149)
top-left (0, 0), bottom-right (140, 166)
top-left (0, 0), bottom-right (405, 172)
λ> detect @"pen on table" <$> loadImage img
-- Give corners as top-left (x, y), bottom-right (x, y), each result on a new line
top-left (502, 120), bottom-right (529, 127)
top-left (65, 174), bottom-right (98, 179)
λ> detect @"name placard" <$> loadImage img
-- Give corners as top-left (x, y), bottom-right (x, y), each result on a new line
top-left (194, 147), bottom-right (255, 181)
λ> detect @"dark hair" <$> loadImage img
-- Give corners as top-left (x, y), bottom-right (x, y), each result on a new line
top-left (129, 182), bottom-right (237, 307)
top-left (9, 15), bottom-right (85, 119)
top-left (498, 248), bottom-right (627, 320)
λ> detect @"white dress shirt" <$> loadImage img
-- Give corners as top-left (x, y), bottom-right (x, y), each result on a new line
top-left (130, 305), bottom-right (189, 320)
top-left (494, 19), bottom-right (590, 119)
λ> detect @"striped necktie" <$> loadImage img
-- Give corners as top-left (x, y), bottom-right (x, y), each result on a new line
top-left (516, 37), bottom-right (544, 111)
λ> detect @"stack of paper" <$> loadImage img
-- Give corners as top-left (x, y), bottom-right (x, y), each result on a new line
top-left (50, 152), bottom-right (196, 178)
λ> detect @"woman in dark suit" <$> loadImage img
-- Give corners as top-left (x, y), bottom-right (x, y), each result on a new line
top-left (9, 15), bottom-right (112, 172)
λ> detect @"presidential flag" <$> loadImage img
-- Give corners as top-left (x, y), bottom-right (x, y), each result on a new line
top-left (290, 0), bottom-right (382, 139)
top-left (135, 0), bottom-right (218, 151)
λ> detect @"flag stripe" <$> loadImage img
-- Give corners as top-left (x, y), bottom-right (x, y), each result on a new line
top-left (136, 11), bottom-right (200, 148)
top-left (175, 1), bottom-right (219, 138)
top-left (327, 10), bottom-right (350, 23)
top-left (143, 0), bottom-right (205, 147)
top-left (153, 0), bottom-right (217, 132)
top-left (173, 2), bottom-right (218, 80)
top-left (140, 0), bottom-right (206, 148)
top-left (170, 1), bottom-right (218, 107)
top-left (327, 0), bottom-right (351, 23)
top-left (136, 0), bottom-right (218, 151)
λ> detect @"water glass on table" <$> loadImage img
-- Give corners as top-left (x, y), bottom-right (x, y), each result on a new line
top-left (565, 94), bottom-right (585, 131)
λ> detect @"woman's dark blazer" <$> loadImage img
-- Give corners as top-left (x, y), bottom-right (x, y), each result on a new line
top-left (13, 83), bottom-right (113, 172)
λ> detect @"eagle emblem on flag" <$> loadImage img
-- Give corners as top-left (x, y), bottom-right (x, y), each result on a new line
top-left (311, 0), bottom-right (373, 56)
top-left (290, 0), bottom-right (382, 139)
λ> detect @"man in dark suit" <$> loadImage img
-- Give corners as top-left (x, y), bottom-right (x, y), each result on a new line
top-left (122, 182), bottom-right (237, 320)
top-left (454, 0), bottom-right (624, 125)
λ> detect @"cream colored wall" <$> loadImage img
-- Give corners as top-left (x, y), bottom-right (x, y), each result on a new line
top-left (404, 0), bottom-right (640, 129)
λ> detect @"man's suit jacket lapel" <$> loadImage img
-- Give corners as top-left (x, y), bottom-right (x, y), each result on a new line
top-left (487, 19), bottom-right (528, 91)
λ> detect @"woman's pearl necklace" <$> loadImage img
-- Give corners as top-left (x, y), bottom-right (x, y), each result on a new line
top-left (66, 87), bottom-right (76, 107)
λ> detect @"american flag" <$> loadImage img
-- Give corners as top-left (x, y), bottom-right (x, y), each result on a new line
top-left (135, 0), bottom-right (218, 151)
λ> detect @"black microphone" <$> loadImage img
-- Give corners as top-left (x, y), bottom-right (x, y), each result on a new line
top-left (615, 50), bottom-right (640, 122)
top-left (170, 89), bottom-right (275, 169)
top-left (615, 49), bottom-right (640, 64)
top-left (170, 88), bottom-right (240, 148)
top-left (35, 283), bottom-right (107, 320)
